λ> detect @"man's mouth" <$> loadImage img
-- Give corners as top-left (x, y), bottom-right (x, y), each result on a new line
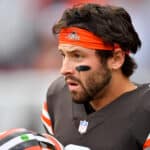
top-left (66, 80), bottom-right (80, 91)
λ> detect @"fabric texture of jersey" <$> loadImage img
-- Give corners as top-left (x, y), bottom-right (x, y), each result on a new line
top-left (41, 76), bottom-right (150, 150)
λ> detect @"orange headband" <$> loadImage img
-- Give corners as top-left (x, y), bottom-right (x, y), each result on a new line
top-left (59, 27), bottom-right (114, 50)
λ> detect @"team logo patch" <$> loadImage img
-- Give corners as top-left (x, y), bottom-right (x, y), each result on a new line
top-left (67, 32), bottom-right (80, 40)
top-left (78, 120), bottom-right (88, 134)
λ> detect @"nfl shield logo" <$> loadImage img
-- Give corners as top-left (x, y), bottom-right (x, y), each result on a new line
top-left (78, 120), bottom-right (88, 134)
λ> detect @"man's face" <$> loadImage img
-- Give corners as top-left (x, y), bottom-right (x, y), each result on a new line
top-left (59, 44), bottom-right (112, 103)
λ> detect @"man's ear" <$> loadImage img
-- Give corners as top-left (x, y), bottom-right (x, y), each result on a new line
top-left (108, 48), bottom-right (125, 70)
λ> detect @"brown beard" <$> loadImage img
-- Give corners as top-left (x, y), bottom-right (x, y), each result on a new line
top-left (65, 64), bottom-right (112, 104)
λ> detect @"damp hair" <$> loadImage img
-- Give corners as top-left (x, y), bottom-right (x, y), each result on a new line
top-left (52, 3), bottom-right (141, 77)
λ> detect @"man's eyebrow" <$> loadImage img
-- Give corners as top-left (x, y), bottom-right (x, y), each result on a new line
top-left (58, 48), bottom-right (82, 53)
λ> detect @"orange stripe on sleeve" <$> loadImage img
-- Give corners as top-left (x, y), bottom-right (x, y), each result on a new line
top-left (41, 115), bottom-right (52, 127)
top-left (143, 139), bottom-right (150, 149)
top-left (43, 134), bottom-right (64, 150)
top-left (43, 101), bottom-right (48, 111)
top-left (41, 101), bottom-right (54, 134)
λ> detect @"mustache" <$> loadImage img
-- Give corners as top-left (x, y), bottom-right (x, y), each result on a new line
top-left (65, 75), bottom-right (81, 84)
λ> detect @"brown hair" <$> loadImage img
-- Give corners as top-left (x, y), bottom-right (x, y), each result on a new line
top-left (53, 3), bottom-right (141, 77)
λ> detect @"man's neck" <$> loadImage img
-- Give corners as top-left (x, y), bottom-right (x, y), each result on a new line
top-left (90, 74), bottom-right (137, 111)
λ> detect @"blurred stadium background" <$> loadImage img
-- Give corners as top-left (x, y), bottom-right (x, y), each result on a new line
top-left (0, 0), bottom-right (149, 133)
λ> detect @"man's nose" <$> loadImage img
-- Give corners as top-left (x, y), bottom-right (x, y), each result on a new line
top-left (60, 60), bottom-right (74, 75)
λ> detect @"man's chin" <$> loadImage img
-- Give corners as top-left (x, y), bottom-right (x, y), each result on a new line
top-left (72, 95), bottom-right (88, 104)
top-left (72, 99), bottom-right (86, 104)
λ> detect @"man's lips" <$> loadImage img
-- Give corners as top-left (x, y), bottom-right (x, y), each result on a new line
top-left (66, 80), bottom-right (80, 90)
top-left (66, 79), bottom-right (78, 85)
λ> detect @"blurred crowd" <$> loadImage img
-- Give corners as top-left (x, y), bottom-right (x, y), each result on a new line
top-left (0, 0), bottom-right (149, 133)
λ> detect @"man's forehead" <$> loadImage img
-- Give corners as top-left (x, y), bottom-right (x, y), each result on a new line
top-left (58, 44), bottom-right (91, 52)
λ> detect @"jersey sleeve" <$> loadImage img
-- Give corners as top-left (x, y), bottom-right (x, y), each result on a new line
top-left (143, 133), bottom-right (150, 149)
top-left (41, 76), bottom-right (67, 135)
top-left (143, 88), bottom-right (150, 150)
top-left (41, 101), bottom-right (54, 135)
top-left (131, 84), bottom-right (150, 149)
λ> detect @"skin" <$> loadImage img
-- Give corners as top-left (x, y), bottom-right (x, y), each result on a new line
top-left (59, 43), bottom-right (137, 111)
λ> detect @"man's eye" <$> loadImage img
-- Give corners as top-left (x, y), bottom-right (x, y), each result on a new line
top-left (74, 53), bottom-right (82, 58)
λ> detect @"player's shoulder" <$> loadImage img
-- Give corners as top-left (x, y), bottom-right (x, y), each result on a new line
top-left (134, 83), bottom-right (150, 108)
top-left (47, 76), bottom-right (68, 96)
top-left (46, 76), bottom-right (71, 110)
top-left (139, 83), bottom-right (150, 109)
top-left (130, 83), bottom-right (150, 144)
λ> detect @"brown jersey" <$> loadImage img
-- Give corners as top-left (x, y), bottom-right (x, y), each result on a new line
top-left (41, 76), bottom-right (150, 150)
